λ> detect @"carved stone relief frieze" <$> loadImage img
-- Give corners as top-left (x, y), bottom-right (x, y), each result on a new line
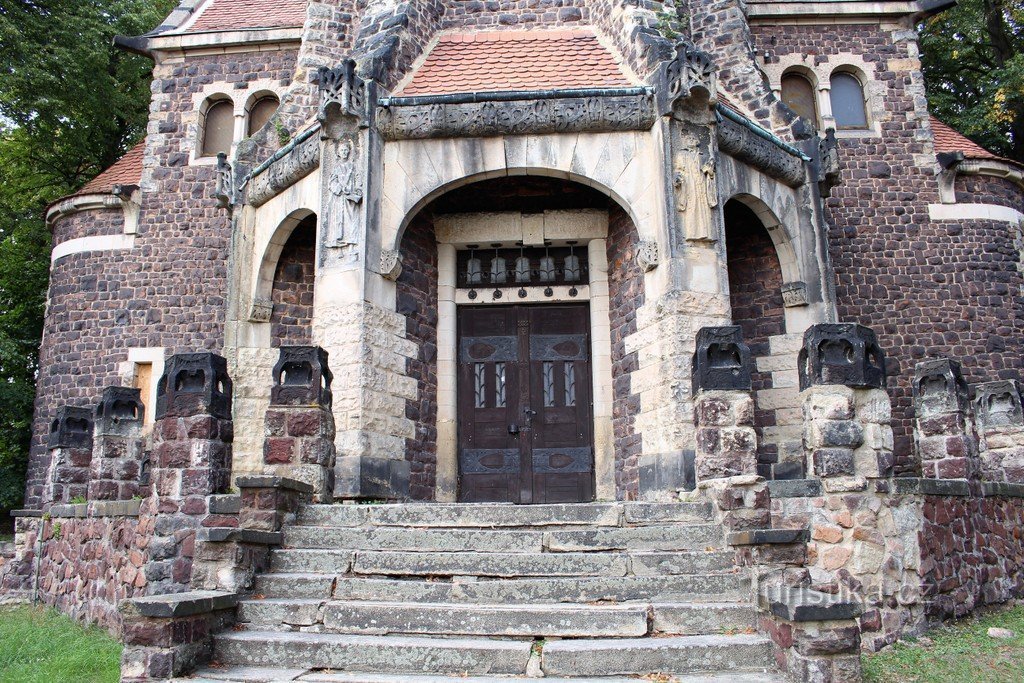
top-left (246, 132), bottom-right (321, 208)
top-left (716, 115), bottom-right (806, 188)
top-left (248, 297), bottom-right (273, 323)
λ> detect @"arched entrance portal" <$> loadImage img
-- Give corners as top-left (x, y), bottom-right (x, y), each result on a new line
top-left (396, 176), bottom-right (644, 503)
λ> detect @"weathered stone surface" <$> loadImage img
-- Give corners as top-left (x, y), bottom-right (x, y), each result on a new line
top-left (652, 603), bottom-right (757, 635)
top-left (767, 479), bottom-right (823, 498)
top-left (622, 502), bottom-right (714, 524)
top-left (727, 528), bottom-right (808, 546)
top-left (691, 326), bottom-right (753, 394)
top-left (765, 587), bottom-right (863, 622)
top-left (546, 525), bottom-right (722, 552)
top-left (131, 590), bottom-right (239, 618)
top-left (798, 324), bottom-right (886, 391)
top-left (352, 550), bottom-right (628, 578)
top-left (283, 526), bottom-right (545, 553)
top-left (629, 551), bottom-right (737, 575)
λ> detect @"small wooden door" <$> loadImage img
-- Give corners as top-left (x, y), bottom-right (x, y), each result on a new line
top-left (457, 305), bottom-right (594, 504)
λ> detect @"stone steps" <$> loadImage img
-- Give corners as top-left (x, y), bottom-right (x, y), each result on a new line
top-left (237, 599), bottom-right (757, 638)
top-left (254, 573), bottom-right (747, 603)
top-left (296, 501), bottom-right (713, 528)
top-left (212, 631), bottom-right (775, 677)
top-left (282, 523), bottom-right (723, 553)
top-left (270, 548), bottom-right (737, 576)
top-left (182, 667), bottom-right (782, 682)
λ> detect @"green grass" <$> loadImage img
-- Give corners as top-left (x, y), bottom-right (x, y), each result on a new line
top-left (0, 605), bottom-right (122, 683)
top-left (864, 605), bottom-right (1024, 683)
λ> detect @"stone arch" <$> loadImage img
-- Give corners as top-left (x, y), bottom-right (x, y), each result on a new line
top-left (268, 215), bottom-right (316, 347)
top-left (725, 192), bottom-right (800, 287)
top-left (255, 208), bottom-right (317, 306)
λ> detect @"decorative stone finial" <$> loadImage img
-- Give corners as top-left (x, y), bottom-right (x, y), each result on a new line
top-left (95, 386), bottom-right (145, 436)
top-left (691, 326), bottom-right (753, 395)
top-left (974, 380), bottom-right (1024, 430)
top-left (913, 358), bottom-right (969, 418)
top-left (48, 406), bottom-right (94, 450)
top-left (659, 43), bottom-right (716, 114)
top-left (798, 323), bottom-right (886, 391)
top-left (155, 353), bottom-right (233, 420)
top-left (316, 59), bottom-right (373, 133)
top-left (270, 346), bottom-right (333, 408)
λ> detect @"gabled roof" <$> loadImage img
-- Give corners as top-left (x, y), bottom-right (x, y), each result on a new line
top-left (930, 116), bottom-right (1000, 161)
top-left (398, 29), bottom-right (633, 97)
top-left (181, 0), bottom-right (307, 34)
top-left (76, 143), bottom-right (145, 196)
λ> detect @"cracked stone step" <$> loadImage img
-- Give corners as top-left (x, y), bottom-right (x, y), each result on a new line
top-left (254, 573), bottom-right (746, 602)
top-left (540, 633), bottom-right (775, 677)
top-left (296, 502), bottom-right (713, 528)
top-left (238, 599), bottom-right (757, 638)
top-left (270, 549), bottom-right (734, 577)
top-left (180, 668), bottom-right (782, 682)
top-left (213, 631), bottom-right (533, 675)
top-left (283, 524), bottom-right (724, 553)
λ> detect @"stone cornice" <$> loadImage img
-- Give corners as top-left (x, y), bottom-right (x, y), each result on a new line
top-left (747, 0), bottom-right (954, 21)
top-left (45, 194), bottom-right (122, 227)
top-left (959, 158), bottom-right (1024, 189)
top-left (117, 27), bottom-right (301, 58)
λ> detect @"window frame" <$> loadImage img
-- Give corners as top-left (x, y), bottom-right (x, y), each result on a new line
top-left (199, 95), bottom-right (236, 159)
top-left (829, 69), bottom-right (870, 131)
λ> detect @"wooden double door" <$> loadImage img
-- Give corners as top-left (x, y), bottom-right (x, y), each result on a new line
top-left (457, 304), bottom-right (594, 504)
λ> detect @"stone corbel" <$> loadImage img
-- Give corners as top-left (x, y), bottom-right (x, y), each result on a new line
top-left (636, 240), bottom-right (660, 272)
top-left (780, 281), bottom-right (808, 308)
top-left (316, 59), bottom-right (377, 140)
top-left (936, 151), bottom-right (964, 204)
top-left (112, 183), bottom-right (142, 235)
top-left (379, 249), bottom-right (403, 281)
top-left (657, 42), bottom-right (717, 116)
top-left (248, 297), bottom-right (273, 323)
top-left (817, 129), bottom-right (841, 198)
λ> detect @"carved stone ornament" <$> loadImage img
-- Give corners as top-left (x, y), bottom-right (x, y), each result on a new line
top-left (48, 406), bottom-right (94, 450)
top-left (247, 132), bottom-right (321, 208)
top-left (691, 326), bottom-right (753, 395)
top-left (215, 152), bottom-right (234, 210)
top-left (155, 352), bottom-right (233, 420)
top-left (636, 240), bottom-right (660, 272)
top-left (380, 249), bottom-right (403, 281)
top-left (248, 297), bottom-right (273, 323)
top-left (328, 136), bottom-right (364, 247)
top-left (658, 43), bottom-right (716, 114)
top-left (271, 346), bottom-right (333, 408)
top-left (716, 115), bottom-right (806, 188)
top-left (317, 60), bottom-right (371, 129)
top-left (780, 281), bottom-right (809, 308)
top-left (913, 358), bottom-right (969, 418)
top-left (817, 128), bottom-right (841, 197)
top-left (95, 386), bottom-right (145, 436)
top-left (797, 323), bottom-right (886, 391)
top-left (673, 132), bottom-right (717, 243)
top-left (377, 95), bottom-right (657, 141)
top-left (975, 380), bottom-right (1024, 430)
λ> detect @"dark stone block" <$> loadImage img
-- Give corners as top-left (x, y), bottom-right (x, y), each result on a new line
top-left (234, 474), bottom-right (314, 494)
top-left (728, 527), bottom-right (809, 545)
top-left (974, 380), bottom-right (1024, 430)
top-left (95, 386), bottom-right (145, 436)
top-left (981, 481), bottom-right (1024, 498)
top-left (155, 353), bottom-right (233, 420)
top-left (913, 358), bottom-right (969, 418)
top-left (768, 478), bottom-right (823, 498)
top-left (197, 527), bottom-right (282, 545)
top-left (270, 346), bottom-right (333, 408)
top-left (130, 590), bottom-right (239, 618)
top-left (766, 586), bottom-right (863, 622)
top-left (813, 448), bottom-right (855, 477)
top-left (772, 460), bottom-right (806, 480)
top-left (48, 406), bottom-right (94, 450)
top-left (691, 326), bottom-right (752, 395)
top-left (798, 323), bottom-right (886, 390)
top-left (638, 450), bottom-right (695, 496)
top-left (890, 477), bottom-right (971, 497)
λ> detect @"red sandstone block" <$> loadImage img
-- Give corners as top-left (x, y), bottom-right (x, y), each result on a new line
top-left (185, 416), bottom-right (219, 440)
top-left (264, 410), bottom-right (287, 437)
top-left (157, 442), bottom-right (191, 469)
top-left (936, 457), bottom-right (969, 479)
top-left (287, 410), bottom-right (327, 437)
top-left (264, 437), bottom-right (295, 464)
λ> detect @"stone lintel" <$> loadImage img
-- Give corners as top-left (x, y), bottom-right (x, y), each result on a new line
top-left (197, 527), bottom-right (282, 545)
top-left (235, 474), bottom-right (314, 494)
top-left (767, 479), bottom-right (823, 498)
top-left (129, 590), bottom-right (239, 618)
top-left (727, 527), bottom-right (808, 546)
top-left (889, 477), bottom-right (971, 497)
top-left (765, 587), bottom-right (863, 622)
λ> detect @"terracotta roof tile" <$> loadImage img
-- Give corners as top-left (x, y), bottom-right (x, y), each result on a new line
top-left (184, 0), bottom-right (307, 33)
top-left (930, 116), bottom-right (1000, 161)
top-left (77, 143), bottom-right (145, 196)
top-left (399, 29), bottom-right (633, 96)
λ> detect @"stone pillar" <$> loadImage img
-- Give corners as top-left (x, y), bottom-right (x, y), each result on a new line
top-left (43, 406), bottom-right (94, 506)
top-left (262, 346), bottom-right (336, 501)
top-left (799, 324), bottom-right (893, 491)
top-left (692, 326), bottom-right (757, 483)
top-left (975, 380), bottom-right (1024, 483)
top-left (144, 353), bottom-right (233, 594)
top-left (912, 359), bottom-right (977, 480)
top-left (88, 387), bottom-right (146, 501)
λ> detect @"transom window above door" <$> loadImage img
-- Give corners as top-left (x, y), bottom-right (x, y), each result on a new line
top-left (456, 244), bottom-right (589, 290)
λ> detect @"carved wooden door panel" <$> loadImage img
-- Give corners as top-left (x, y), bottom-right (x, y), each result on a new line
top-left (457, 305), bottom-right (594, 504)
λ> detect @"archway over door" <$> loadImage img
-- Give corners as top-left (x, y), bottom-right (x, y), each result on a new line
top-left (724, 199), bottom-right (790, 478)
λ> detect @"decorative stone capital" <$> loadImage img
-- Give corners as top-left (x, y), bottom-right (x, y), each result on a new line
top-left (270, 346), bottom-right (333, 408)
top-left (380, 249), bottom-right (403, 281)
top-left (798, 323), bottom-right (886, 391)
top-left (692, 326), bottom-right (753, 395)
top-left (636, 240), bottom-right (659, 272)
top-left (658, 43), bottom-right (716, 114)
top-left (248, 297), bottom-right (273, 323)
top-left (975, 380), bottom-right (1024, 430)
top-left (155, 353), bottom-right (233, 420)
top-left (913, 358), bottom-right (969, 418)
top-left (48, 406), bottom-right (94, 450)
top-left (780, 281), bottom-right (808, 308)
top-left (95, 386), bottom-right (145, 437)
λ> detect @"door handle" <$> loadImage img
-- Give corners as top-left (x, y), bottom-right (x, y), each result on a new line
top-left (508, 423), bottom-right (520, 435)
top-left (522, 408), bottom-right (536, 428)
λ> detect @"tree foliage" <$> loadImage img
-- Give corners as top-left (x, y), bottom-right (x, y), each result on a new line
top-left (920, 0), bottom-right (1024, 162)
top-left (0, 0), bottom-right (174, 512)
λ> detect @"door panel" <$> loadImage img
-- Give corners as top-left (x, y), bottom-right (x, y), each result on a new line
top-left (457, 304), bottom-right (594, 503)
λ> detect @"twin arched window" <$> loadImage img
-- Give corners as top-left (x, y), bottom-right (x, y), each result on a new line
top-left (779, 68), bottom-right (869, 131)
top-left (199, 93), bottom-right (281, 159)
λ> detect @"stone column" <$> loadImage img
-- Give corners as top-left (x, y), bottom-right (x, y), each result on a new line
top-left (975, 380), bottom-right (1024, 483)
top-left (262, 346), bottom-right (336, 501)
top-left (912, 359), bottom-right (977, 480)
top-left (692, 326), bottom-right (757, 483)
top-left (799, 324), bottom-right (893, 492)
top-left (144, 353), bottom-right (233, 594)
top-left (43, 406), bottom-right (94, 506)
top-left (88, 387), bottom-right (146, 501)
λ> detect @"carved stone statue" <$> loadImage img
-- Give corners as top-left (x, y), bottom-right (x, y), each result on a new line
top-left (673, 133), bottom-right (716, 243)
top-left (329, 137), bottom-right (363, 246)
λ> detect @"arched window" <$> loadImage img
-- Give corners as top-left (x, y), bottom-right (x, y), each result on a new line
top-left (247, 94), bottom-right (280, 137)
top-left (781, 72), bottom-right (818, 125)
top-left (201, 98), bottom-right (234, 157)
top-left (830, 72), bottom-right (868, 129)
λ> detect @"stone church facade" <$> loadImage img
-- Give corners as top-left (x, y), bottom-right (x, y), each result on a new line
top-left (4, 0), bottom-right (1024, 681)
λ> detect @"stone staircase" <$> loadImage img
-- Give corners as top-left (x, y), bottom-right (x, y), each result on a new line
top-left (183, 502), bottom-right (782, 682)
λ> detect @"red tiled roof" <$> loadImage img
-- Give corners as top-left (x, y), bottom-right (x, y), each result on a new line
top-left (399, 29), bottom-right (633, 96)
top-left (185, 0), bottom-right (307, 33)
top-left (76, 143), bottom-right (145, 196)
top-left (930, 116), bottom-right (999, 161)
